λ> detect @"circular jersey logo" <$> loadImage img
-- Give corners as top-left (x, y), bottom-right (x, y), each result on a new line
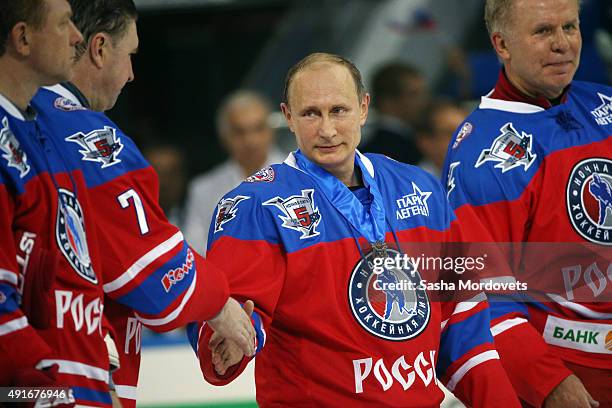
top-left (348, 248), bottom-right (430, 341)
top-left (566, 158), bottom-right (612, 245)
top-left (56, 188), bottom-right (97, 283)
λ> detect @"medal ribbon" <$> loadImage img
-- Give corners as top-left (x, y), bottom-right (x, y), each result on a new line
top-left (293, 150), bottom-right (387, 244)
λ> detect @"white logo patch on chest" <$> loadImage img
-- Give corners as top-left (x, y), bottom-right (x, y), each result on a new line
top-left (396, 182), bottom-right (431, 220)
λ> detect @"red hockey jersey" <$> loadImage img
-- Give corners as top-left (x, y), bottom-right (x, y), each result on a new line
top-left (190, 151), bottom-right (520, 407)
top-left (28, 84), bottom-right (232, 407)
top-left (0, 93), bottom-right (110, 405)
top-left (442, 72), bottom-right (612, 406)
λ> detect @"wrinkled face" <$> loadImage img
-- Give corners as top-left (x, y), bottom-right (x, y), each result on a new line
top-left (100, 19), bottom-right (138, 111)
top-left (281, 62), bottom-right (369, 178)
top-left (221, 101), bottom-right (274, 170)
top-left (29, 0), bottom-right (83, 85)
top-left (496, 0), bottom-right (581, 99)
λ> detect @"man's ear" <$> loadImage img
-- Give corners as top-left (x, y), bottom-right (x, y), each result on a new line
top-left (491, 32), bottom-right (511, 61)
top-left (359, 93), bottom-right (370, 127)
top-left (9, 22), bottom-right (32, 57)
top-left (280, 102), bottom-right (295, 133)
top-left (88, 32), bottom-right (110, 69)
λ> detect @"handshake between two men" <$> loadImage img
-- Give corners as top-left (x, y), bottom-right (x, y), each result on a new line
top-left (207, 299), bottom-right (256, 376)
top-left (206, 298), bottom-right (257, 372)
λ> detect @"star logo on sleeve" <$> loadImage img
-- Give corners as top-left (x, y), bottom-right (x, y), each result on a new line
top-left (590, 93), bottom-right (612, 126)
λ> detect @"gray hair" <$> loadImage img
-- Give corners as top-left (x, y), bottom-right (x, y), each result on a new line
top-left (69, 0), bottom-right (137, 60)
top-left (216, 90), bottom-right (272, 136)
top-left (484, 0), bottom-right (581, 36)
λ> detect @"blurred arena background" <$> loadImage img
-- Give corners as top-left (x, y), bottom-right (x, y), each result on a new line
top-left (118, 0), bottom-right (611, 406)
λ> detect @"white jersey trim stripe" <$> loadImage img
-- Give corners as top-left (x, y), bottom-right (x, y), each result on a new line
top-left (441, 292), bottom-right (487, 333)
top-left (453, 292), bottom-right (487, 316)
top-left (0, 93), bottom-right (25, 120)
top-left (135, 268), bottom-right (197, 326)
top-left (103, 232), bottom-right (183, 293)
top-left (44, 84), bottom-right (82, 107)
top-left (356, 150), bottom-right (375, 178)
top-left (0, 268), bottom-right (18, 286)
top-left (0, 316), bottom-right (28, 336)
top-left (446, 350), bottom-right (500, 391)
top-left (36, 359), bottom-right (109, 383)
top-left (491, 317), bottom-right (528, 337)
top-left (114, 385), bottom-right (137, 400)
top-left (440, 319), bottom-right (449, 331)
top-left (547, 294), bottom-right (612, 319)
top-left (479, 95), bottom-right (545, 113)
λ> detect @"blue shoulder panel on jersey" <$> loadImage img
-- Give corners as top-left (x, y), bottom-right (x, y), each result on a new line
top-left (487, 294), bottom-right (530, 319)
top-left (367, 154), bottom-right (456, 231)
top-left (443, 81), bottom-right (612, 209)
top-left (0, 108), bottom-right (44, 195)
top-left (116, 242), bottom-right (194, 315)
top-left (0, 284), bottom-right (19, 315)
top-left (209, 157), bottom-right (457, 254)
top-left (32, 88), bottom-right (150, 189)
top-left (437, 308), bottom-right (494, 377)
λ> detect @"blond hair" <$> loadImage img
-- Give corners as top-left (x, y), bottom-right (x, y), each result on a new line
top-left (484, 0), bottom-right (581, 35)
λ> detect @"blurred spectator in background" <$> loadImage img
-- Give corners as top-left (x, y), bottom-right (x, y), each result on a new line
top-left (143, 144), bottom-right (188, 229)
top-left (184, 90), bottom-right (284, 254)
top-left (359, 61), bottom-right (429, 165)
top-left (415, 99), bottom-right (468, 178)
top-left (595, 0), bottom-right (612, 83)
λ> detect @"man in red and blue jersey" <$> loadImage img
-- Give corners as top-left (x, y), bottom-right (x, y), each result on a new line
top-left (189, 52), bottom-right (521, 408)
top-left (442, 0), bottom-right (611, 406)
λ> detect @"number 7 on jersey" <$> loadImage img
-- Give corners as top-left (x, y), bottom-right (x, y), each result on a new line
top-left (118, 189), bottom-right (150, 235)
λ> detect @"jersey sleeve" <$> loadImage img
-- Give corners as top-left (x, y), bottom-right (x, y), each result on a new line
top-left (437, 294), bottom-right (520, 408)
top-left (187, 187), bottom-right (286, 385)
top-left (429, 178), bottom-right (520, 408)
top-left (0, 170), bottom-right (54, 385)
top-left (89, 143), bottom-right (229, 332)
top-left (442, 121), bottom-right (572, 406)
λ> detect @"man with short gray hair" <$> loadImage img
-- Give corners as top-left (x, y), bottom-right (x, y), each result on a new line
top-left (183, 89), bottom-right (284, 254)
top-left (443, 0), bottom-right (611, 406)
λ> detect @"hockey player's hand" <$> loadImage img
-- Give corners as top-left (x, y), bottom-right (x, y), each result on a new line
top-left (207, 298), bottom-right (255, 358)
top-left (209, 331), bottom-right (248, 376)
top-left (544, 374), bottom-right (599, 408)
top-left (209, 300), bottom-right (255, 375)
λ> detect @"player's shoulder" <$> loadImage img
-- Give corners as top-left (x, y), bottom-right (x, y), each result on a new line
top-left (570, 80), bottom-right (612, 95)
top-left (568, 80), bottom-right (612, 112)
top-left (366, 152), bottom-right (443, 192)
top-left (34, 86), bottom-right (148, 180)
top-left (223, 161), bottom-right (308, 202)
top-left (33, 86), bottom-right (93, 117)
top-left (442, 107), bottom-right (541, 204)
top-left (0, 97), bottom-right (36, 189)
